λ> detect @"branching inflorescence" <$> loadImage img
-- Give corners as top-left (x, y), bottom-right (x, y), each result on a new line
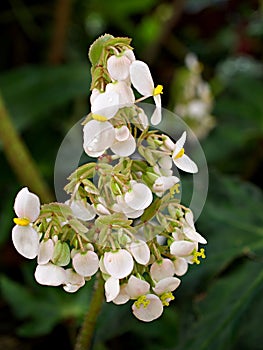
top-left (11, 34), bottom-right (207, 322)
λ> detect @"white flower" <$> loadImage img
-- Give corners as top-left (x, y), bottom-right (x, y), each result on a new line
top-left (152, 176), bottom-right (179, 197)
top-left (67, 199), bottom-right (95, 221)
top-left (150, 259), bottom-right (175, 282)
top-left (111, 127), bottom-right (136, 157)
top-left (124, 182), bottom-right (153, 211)
top-left (170, 240), bottom-right (196, 257)
top-left (103, 249), bottom-right (134, 279)
top-left (183, 211), bottom-right (207, 244)
top-left (12, 187), bottom-right (40, 259)
top-left (105, 276), bottom-right (120, 302)
top-left (107, 50), bottom-right (135, 81)
top-left (172, 132), bottom-right (198, 173)
top-left (126, 276), bottom-right (150, 299)
top-left (129, 240), bottom-right (150, 265)
top-left (37, 239), bottom-right (54, 265)
top-left (83, 120), bottom-right (116, 157)
top-left (91, 90), bottom-right (119, 120)
top-left (173, 257), bottom-right (188, 276)
top-left (63, 268), bottom-right (85, 293)
top-left (106, 81), bottom-right (135, 106)
top-left (112, 195), bottom-right (144, 219)
top-left (152, 276), bottom-right (181, 295)
top-left (112, 283), bottom-right (130, 305)
top-left (132, 294), bottom-right (163, 322)
top-left (34, 263), bottom-right (66, 286)
top-left (130, 60), bottom-right (163, 125)
top-left (72, 251), bottom-right (99, 277)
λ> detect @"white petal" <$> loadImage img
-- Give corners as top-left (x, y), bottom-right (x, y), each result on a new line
top-left (124, 183), bottom-right (152, 210)
top-left (37, 239), bottom-right (54, 264)
top-left (173, 132), bottom-right (186, 156)
top-left (115, 125), bottom-right (130, 141)
top-left (94, 203), bottom-right (111, 215)
top-left (63, 268), bottom-right (85, 293)
top-left (107, 55), bottom-right (131, 81)
top-left (173, 257), bottom-right (188, 276)
top-left (126, 275), bottom-right (150, 298)
top-left (183, 225), bottom-right (207, 244)
top-left (113, 283), bottom-right (130, 305)
top-left (35, 263), bottom-right (66, 286)
top-left (105, 276), bottom-right (120, 302)
top-left (173, 154), bottom-right (198, 174)
top-left (158, 156), bottom-right (172, 169)
top-left (103, 249), bottom-right (134, 279)
top-left (150, 259), bottom-right (175, 282)
top-left (153, 176), bottom-right (179, 194)
top-left (151, 95), bottom-right (162, 125)
top-left (132, 294), bottom-right (163, 322)
top-left (130, 60), bottom-right (154, 96)
top-left (69, 200), bottom-right (96, 221)
top-left (111, 134), bottom-right (136, 157)
top-left (170, 241), bottom-right (195, 256)
top-left (90, 88), bottom-right (100, 104)
top-left (137, 108), bottom-right (149, 129)
top-left (91, 90), bottom-right (119, 119)
top-left (162, 135), bottom-right (175, 152)
top-left (106, 81), bottom-right (135, 105)
top-left (123, 49), bottom-right (135, 62)
top-left (83, 120), bottom-right (115, 154)
top-left (153, 277), bottom-right (181, 295)
top-left (12, 225), bottom-right (39, 259)
top-left (129, 240), bottom-right (150, 265)
top-left (14, 187), bottom-right (40, 222)
top-left (72, 251), bottom-right (99, 277)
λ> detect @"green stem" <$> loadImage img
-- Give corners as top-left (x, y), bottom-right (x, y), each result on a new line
top-left (75, 273), bottom-right (105, 350)
top-left (0, 92), bottom-right (53, 202)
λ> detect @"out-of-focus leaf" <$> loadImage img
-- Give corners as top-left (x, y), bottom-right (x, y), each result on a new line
top-left (0, 63), bottom-right (90, 131)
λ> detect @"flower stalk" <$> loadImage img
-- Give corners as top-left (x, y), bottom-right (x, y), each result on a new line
top-left (74, 273), bottom-right (105, 350)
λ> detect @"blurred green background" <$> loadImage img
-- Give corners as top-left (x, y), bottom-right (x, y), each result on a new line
top-left (0, 0), bottom-right (263, 349)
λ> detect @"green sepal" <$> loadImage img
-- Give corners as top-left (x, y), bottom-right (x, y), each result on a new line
top-left (140, 197), bottom-right (162, 222)
top-left (52, 241), bottom-right (70, 266)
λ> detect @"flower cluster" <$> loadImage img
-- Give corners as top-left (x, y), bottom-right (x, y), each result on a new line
top-left (11, 34), bottom-right (207, 322)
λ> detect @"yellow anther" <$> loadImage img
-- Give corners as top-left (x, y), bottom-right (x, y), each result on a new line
top-left (153, 85), bottom-right (163, 96)
top-left (174, 148), bottom-right (185, 160)
top-left (135, 295), bottom-right (150, 309)
top-left (160, 292), bottom-right (175, 306)
top-left (13, 217), bottom-right (30, 226)
top-left (192, 248), bottom-right (206, 265)
top-left (170, 183), bottom-right (180, 195)
top-left (92, 114), bottom-right (107, 122)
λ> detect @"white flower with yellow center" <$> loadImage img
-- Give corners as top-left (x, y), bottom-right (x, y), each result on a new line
top-left (91, 90), bottom-right (119, 121)
top-left (132, 294), bottom-right (163, 322)
top-left (129, 60), bottom-right (163, 125)
top-left (12, 187), bottom-right (40, 259)
top-left (172, 132), bottom-right (198, 173)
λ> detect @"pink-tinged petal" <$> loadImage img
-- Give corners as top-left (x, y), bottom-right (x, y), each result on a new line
top-left (153, 277), bottom-right (181, 295)
top-left (111, 134), bottom-right (136, 157)
top-left (12, 225), bottom-right (39, 259)
top-left (123, 49), bottom-right (135, 62)
top-left (126, 276), bottom-right (150, 299)
top-left (115, 125), bottom-right (130, 141)
top-left (63, 268), bottom-right (85, 293)
top-left (105, 276), bottom-right (120, 302)
top-left (124, 183), bottom-right (152, 210)
top-left (83, 120), bottom-right (115, 154)
top-left (35, 263), bottom-right (66, 286)
top-left (129, 240), bottom-right (150, 265)
top-left (107, 55), bottom-right (131, 81)
top-left (172, 132), bottom-right (186, 156)
top-left (150, 259), bottom-right (175, 282)
top-left (103, 249), bottom-right (134, 279)
top-left (170, 241), bottom-right (196, 256)
top-left (91, 90), bottom-right (119, 119)
top-left (37, 239), bottom-right (54, 264)
top-left (72, 251), bottom-right (99, 277)
top-left (130, 60), bottom-right (154, 96)
top-left (132, 294), bottom-right (163, 322)
top-left (14, 187), bottom-right (40, 222)
top-left (173, 257), bottom-right (188, 276)
top-left (113, 284), bottom-right (130, 305)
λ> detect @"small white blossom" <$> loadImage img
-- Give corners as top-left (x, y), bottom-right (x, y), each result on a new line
top-left (37, 239), bottom-right (54, 265)
top-left (72, 251), bottom-right (99, 277)
top-left (35, 263), bottom-right (66, 286)
top-left (63, 268), bottom-right (85, 293)
top-left (124, 182), bottom-right (153, 211)
top-left (150, 259), bottom-right (175, 282)
top-left (152, 276), bottom-right (181, 295)
top-left (105, 276), bottom-right (120, 302)
top-left (132, 294), bottom-right (163, 322)
top-left (91, 90), bottom-right (119, 120)
top-left (129, 240), bottom-right (150, 265)
top-left (172, 132), bottom-right (198, 173)
top-left (126, 275), bottom-right (150, 299)
top-left (103, 249), bottom-right (134, 279)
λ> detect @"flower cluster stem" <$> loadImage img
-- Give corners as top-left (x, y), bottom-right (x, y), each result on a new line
top-left (74, 273), bottom-right (105, 350)
top-left (0, 93), bottom-right (53, 202)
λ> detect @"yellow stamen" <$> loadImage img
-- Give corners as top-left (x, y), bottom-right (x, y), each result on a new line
top-left (13, 217), bottom-right (30, 226)
top-left (170, 183), bottom-right (180, 195)
top-left (134, 295), bottom-right (150, 309)
top-left (153, 85), bottom-right (163, 96)
top-left (192, 248), bottom-right (206, 264)
top-left (92, 114), bottom-right (107, 122)
top-left (174, 148), bottom-right (185, 160)
top-left (160, 292), bottom-right (175, 306)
